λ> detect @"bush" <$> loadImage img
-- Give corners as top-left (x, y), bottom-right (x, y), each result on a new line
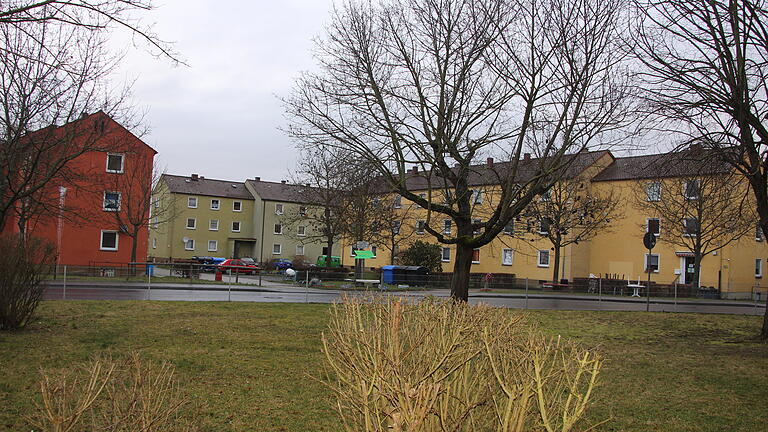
top-left (321, 297), bottom-right (603, 432)
top-left (0, 234), bottom-right (55, 330)
top-left (400, 240), bottom-right (442, 272)
top-left (28, 352), bottom-right (192, 432)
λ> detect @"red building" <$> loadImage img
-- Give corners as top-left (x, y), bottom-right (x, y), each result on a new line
top-left (2, 112), bottom-right (157, 265)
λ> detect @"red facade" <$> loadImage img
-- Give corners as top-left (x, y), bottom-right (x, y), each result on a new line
top-left (2, 112), bottom-right (157, 265)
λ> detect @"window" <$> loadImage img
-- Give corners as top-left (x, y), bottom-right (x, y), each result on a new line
top-left (419, 192), bottom-right (426, 199)
top-left (683, 218), bottom-right (699, 236)
top-left (188, 197), bottom-right (197, 208)
top-left (645, 253), bottom-right (659, 272)
top-left (472, 190), bottom-right (483, 204)
top-left (322, 246), bottom-right (329, 255)
top-left (272, 244), bottom-right (282, 254)
top-left (350, 247), bottom-right (357, 257)
top-left (392, 221), bottom-right (401, 234)
top-left (540, 189), bottom-right (552, 202)
top-left (274, 223), bottom-right (283, 235)
top-left (103, 192), bottom-right (121, 211)
top-left (538, 250), bottom-right (550, 267)
top-left (539, 218), bottom-right (551, 235)
top-left (393, 195), bottom-right (402, 208)
top-left (502, 249), bottom-right (514, 266)
top-left (756, 225), bottom-right (764, 241)
top-left (646, 182), bottom-right (661, 202)
top-left (209, 219), bottom-right (219, 231)
top-left (756, 258), bottom-right (763, 278)
top-left (647, 218), bottom-right (660, 236)
top-left (208, 240), bottom-right (218, 252)
top-left (233, 201), bottom-right (242, 212)
top-left (416, 220), bottom-right (425, 234)
top-left (231, 221), bottom-right (241, 232)
top-left (210, 199), bottom-right (220, 210)
top-left (297, 225), bottom-right (306, 236)
top-left (296, 245), bottom-right (305, 255)
top-left (100, 230), bottom-right (118, 251)
top-left (473, 219), bottom-right (482, 235)
top-left (106, 153), bottom-right (124, 173)
top-left (275, 203), bottom-right (284, 214)
top-left (441, 247), bottom-right (451, 262)
top-left (443, 219), bottom-right (452, 234)
top-left (186, 218), bottom-right (196, 229)
top-left (152, 237), bottom-right (157, 249)
top-left (503, 220), bottom-right (514, 235)
top-left (371, 246), bottom-right (377, 257)
top-left (372, 197), bottom-right (381, 207)
top-left (299, 206), bottom-right (307, 216)
top-left (185, 238), bottom-right (195, 251)
top-left (472, 248), bottom-right (481, 264)
top-left (683, 180), bottom-right (700, 200)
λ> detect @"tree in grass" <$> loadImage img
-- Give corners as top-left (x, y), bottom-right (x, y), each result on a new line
top-left (400, 240), bottom-right (443, 273)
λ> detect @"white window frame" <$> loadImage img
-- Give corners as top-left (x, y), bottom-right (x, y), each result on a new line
top-left (209, 219), bottom-right (219, 231)
top-left (103, 191), bottom-right (121, 212)
top-left (645, 253), bottom-right (660, 273)
top-left (443, 219), bottom-right (452, 235)
top-left (416, 220), bottom-right (425, 234)
top-left (274, 223), bottom-right (283, 235)
top-left (152, 237), bottom-right (157, 249)
top-left (472, 248), bottom-right (481, 264)
top-left (419, 192), bottom-right (426, 199)
top-left (186, 218), bottom-right (196, 229)
top-left (756, 225), bottom-right (764, 242)
top-left (441, 247), bottom-right (451, 262)
top-left (299, 205), bottom-right (307, 216)
top-left (272, 243), bottom-right (282, 255)
top-left (371, 246), bottom-right (377, 257)
top-left (473, 190), bottom-right (483, 204)
top-left (538, 250), bottom-right (550, 267)
top-left (538, 218), bottom-right (550, 235)
top-left (647, 217), bottom-right (661, 237)
top-left (393, 195), bottom-right (402, 208)
top-left (540, 189), bottom-right (552, 202)
top-left (502, 248), bottom-right (514, 266)
top-left (188, 196), bottom-right (198, 208)
top-left (756, 258), bottom-right (763, 278)
top-left (231, 221), bottom-right (241, 232)
top-left (210, 199), bottom-right (220, 210)
top-left (473, 219), bottom-right (482, 235)
top-left (275, 203), bottom-right (284, 215)
top-left (99, 230), bottom-right (119, 251)
top-left (296, 244), bottom-right (305, 256)
top-left (233, 201), bottom-right (242, 212)
top-left (683, 180), bottom-right (700, 200)
top-left (184, 238), bottom-right (195, 251)
top-left (392, 220), bottom-right (401, 234)
top-left (503, 221), bottom-right (514, 235)
top-left (683, 218), bottom-right (699, 237)
top-left (297, 225), bottom-right (306, 236)
top-left (646, 181), bottom-right (661, 202)
top-left (105, 153), bottom-right (124, 173)
top-left (208, 240), bottom-right (218, 252)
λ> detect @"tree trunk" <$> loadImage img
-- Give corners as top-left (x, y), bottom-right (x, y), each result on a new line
top-left (552, 245), bottom-right (561, 283)
top-left (450, 243), bottom-right (473, 302)
top-left (693, 252), bottom-right (702, 289)
top-left (760, 220), bottom-right (768, 340)
top-left (326, 238), bottom-right (334, 268)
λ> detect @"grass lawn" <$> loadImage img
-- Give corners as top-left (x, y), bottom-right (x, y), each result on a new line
top-left (0, 301), bottom-right (765, 431)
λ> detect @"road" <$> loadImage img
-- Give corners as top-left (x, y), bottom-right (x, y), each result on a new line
top-left (42, 280), bottom-right (766, 315)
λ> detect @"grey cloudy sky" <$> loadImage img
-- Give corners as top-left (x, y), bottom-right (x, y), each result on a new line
top-left (116, 1), bottom-right (335, 183)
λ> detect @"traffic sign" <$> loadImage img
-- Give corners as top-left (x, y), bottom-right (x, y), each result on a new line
top-left (643, 232), bottom-right (657, 250)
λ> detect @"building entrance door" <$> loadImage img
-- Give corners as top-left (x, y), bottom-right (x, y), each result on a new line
top-left (684, 256), bottom-right (697, 285)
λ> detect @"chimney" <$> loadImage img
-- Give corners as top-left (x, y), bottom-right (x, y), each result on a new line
top-left (80, 112), bottom-right (89, 119)
top-left (281, 180), bottom-right (287, 184)
top-left (689, 143), bottom-right (703, 154)
top-left (191, 174), bottom-right (199, 181)
top-left (486, 157), bottom-right (494, 168)
top-left (411, 166), bottom-right (418, 174)
top-left (523, 153), bottom-right (531, 162)
top-left (254, 177), bottom-right (260, 182)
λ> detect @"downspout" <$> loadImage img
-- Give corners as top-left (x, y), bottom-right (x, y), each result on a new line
top-left (259, 200), bottom-right (266, 262)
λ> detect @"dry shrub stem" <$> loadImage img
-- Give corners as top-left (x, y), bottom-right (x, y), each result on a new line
top-left (321, 297), bottom-right (603, 432)
top-left (0, 234), bottom-right (54, 330)
top-left (28, 353), bottom-right (192, 432)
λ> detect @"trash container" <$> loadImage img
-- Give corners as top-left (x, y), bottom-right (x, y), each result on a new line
top-left (381, 265), bottom-right (397, 284)
top-left (381, 265), bottom-right (429, 285)
top-left (145, 265), bottom-right (154, 276)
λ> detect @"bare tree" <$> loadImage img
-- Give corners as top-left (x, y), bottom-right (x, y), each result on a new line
top-left (633, 0), bottom-right (768, 338)
top-left (285, 0), bottom-right (635, 300)
top-left (372, 195), bottom-right (418, 265)
top-left (633, 164), bottom-right (752, 288)
top-left (0, 19), bottom-right (132, 233)
top-left (525, 177), bottom-right (622, 283)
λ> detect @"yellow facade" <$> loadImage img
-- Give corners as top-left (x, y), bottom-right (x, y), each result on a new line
top-left (341, 152), bottom-right (768, 298)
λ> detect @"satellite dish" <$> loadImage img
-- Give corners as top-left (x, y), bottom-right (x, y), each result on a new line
top-left (182, 236), bottom-right (189, 243)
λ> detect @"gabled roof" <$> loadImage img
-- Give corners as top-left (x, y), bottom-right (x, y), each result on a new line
top-left (162, 174), bottom-right (254, 199)
top-left (591, 148), bottom-right (731, 182)
top-left (245, 179), bottom-right (322, 204)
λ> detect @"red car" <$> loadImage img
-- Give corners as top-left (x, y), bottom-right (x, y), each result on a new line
top-left (217, 259), bottom-right (260, 275)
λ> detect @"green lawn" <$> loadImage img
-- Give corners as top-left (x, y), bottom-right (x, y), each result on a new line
top-left (0, 301), bottom-right (765, 431)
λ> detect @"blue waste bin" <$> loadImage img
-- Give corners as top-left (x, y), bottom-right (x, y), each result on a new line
top-left (145, 264), bottom-right (154, 276)
top-left (381, 265), bottom-right (397, 284)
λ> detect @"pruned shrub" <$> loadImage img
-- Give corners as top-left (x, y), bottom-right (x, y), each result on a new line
top-left (28, 353), bottom-right (193, 432)
top-left (0, 234), bottom-right (55, 330)
top-left (321, 297), bottom-right (603, 431)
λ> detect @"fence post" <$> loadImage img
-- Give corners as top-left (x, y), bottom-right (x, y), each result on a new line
top-left (525, 277), bottom-right (529, 309)
top-left (674, 281), bottom-right (678, 312)
top-left (598, 278), bottom-right (602, 302)
top-left (63, 265), bottom-right (67, 300)
top-left (305, 270), bottom-right (309, 303)
top-left (228, 271), bottom-right (232, 302)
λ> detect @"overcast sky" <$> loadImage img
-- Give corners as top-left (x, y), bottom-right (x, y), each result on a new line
top-left (115, 1), bottom-right (335, 183)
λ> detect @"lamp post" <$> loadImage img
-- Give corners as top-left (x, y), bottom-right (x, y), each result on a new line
top-left (643, 232), bottom-right (657, 312)
top-left (56, 186), bottom-right (67, 268)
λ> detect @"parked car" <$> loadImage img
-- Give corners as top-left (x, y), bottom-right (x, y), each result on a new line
top-left (193, 256), bottom-right (225, 272)
top-left (273, 258), bottom-right (293, 270)
top-left (217, 259), bottom-right (260, 275)
top-left (315, 255), bottom-right (342, 268)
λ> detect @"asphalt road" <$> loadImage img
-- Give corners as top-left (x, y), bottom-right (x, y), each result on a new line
top-left (42, 281), bottom-right (767, 315)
